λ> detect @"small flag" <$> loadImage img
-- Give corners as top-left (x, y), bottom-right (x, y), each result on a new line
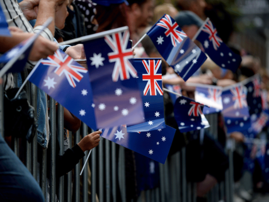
top-left (101, 125), bottom-right (176, 164)
top-left (174, 96), bottom-right (210, 132)
top-left (0, 18), bottom-right (52, 77)
top-left (195, 18), bottom-right (241, 72)
top-left (128, 58), bottom-right (166, 132)
top-left (165, 84), bottom-right (181, 103)
top-left (222, 84), bottom-right (250, 133)
top-left (83, 29), bottom-right (144, 129)
top-left (28, 49), bottom-right (97, 130)
top-left (0, 3), bottom-right (11, 36)
top-left (194, 84), bottom-right (223, 114)
top-left (147, 14), bottom-right (207, 81)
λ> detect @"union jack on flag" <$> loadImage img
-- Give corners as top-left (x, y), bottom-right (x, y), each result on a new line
top-left (105, 30), bottom-right (137, 82)
top-left (208, 88), bottom-right (222, 103)
top-left (41, 49), bottom-right (88, 88)
top-left (188, 101), bottom-right (203, 116)
top-left (201, 20), bottom-right (222, 50)
top-left (142, 60), bottom-right (163, 96)
top-left (156, 14), bottom-right (187, 47)
top-left (231, 86), bottom-right (248, 109)
top-left (253, 77), bottom-right (261, 97)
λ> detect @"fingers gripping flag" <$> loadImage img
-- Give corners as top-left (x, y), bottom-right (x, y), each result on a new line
top-left (128, 59), bottom-right (166, 132)
top-left (174, 96), bottom-right (210, 132)
top-left (28, 49), bottom-right (97, 130)
top-left (222, 84), bottom-right (250, 133)
top-left (147, 14), bottom-right (207, 81)
top-left (195, 18), bottom-right (242, 72)
top-left (84, 29), bottom-right (144, 129)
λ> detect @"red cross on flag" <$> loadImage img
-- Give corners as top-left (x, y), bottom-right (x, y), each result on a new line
top-left (188, 101), bottom-right (203, 117)
top-left (231, 86), bottom-right (248, 109)
top-left (202, 20), bottom-right (222, 50)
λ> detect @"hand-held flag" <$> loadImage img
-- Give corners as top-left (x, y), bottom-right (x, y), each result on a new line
top-left (0, 3), bottom-right (11, 36)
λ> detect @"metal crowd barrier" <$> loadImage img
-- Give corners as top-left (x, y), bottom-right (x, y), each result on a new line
top-left (1, 76), bottom-right (235, 202)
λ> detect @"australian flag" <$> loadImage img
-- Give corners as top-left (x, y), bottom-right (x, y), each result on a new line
top-left (174, 96), bottom-right (209, 132)
top-left (165, 84), bottom-right (181, 103)
top-left (222, 84), bottom-right (250, 133)
top-left (101, 125), bottom-right (176, 164)
top-left (28, 49), bottom-right (97, 130)
top-left (83, 29), bottom-right (144, 129)
top-left (128, 58), bottom-right (166, 132)
top-left (195, 85), bottom-right (223, 114)
top-left (0, 3), bottom-right (10, 36)
top-left (195, 18), bottom-right (241, 72)
top-left (147, 14), bottom-right (207, 81)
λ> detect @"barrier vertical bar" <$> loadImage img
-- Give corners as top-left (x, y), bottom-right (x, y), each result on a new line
top-left (74, 130), bottom-right (80, 202)
top-left (0, 80), bottom-right (3, 137)
top-left (146, 191), bottom-right (150, 202)
top-left (50, 99), bottom-right (56, 202)
top-left (155, 187), bottom-right (160, 202)
top-left (58, 105), bottom-right (64, 201)
top-left (91, 147), bottom-right (97, 202)
top-left (228, 150), bottom-right (234, 202)
top-left (105, 139), bottom-right (111, 202)
top-left (41, 148), bottom-right (47, 198)
top-left (67, 133), bottom-right (72, 202)
top-left (188, 182), bottom-right (191, 202)
top-left (169, 155), bottom-right (177, 202)
top-left (119, 147), bottom-right (126, 202)
top-left (159, 163), bottom-right (165, 202)
top-left (99, 137), bottom-right (104, 202)
top-left (82, 124), bottom-right (89, 202)
top-left (112, 143), bottom-right (117, 202)
top-left (182, 148), bottom-right (187, 202)
top-left (14, 138), bottom-right (19, 156)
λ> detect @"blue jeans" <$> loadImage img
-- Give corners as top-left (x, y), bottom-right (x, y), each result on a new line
top-left (0, 135), bottom-right (45, 202)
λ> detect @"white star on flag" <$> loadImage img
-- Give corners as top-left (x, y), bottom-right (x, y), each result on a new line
top-left (180, 99), bottom-right (187, 105)
top-left (81, 89), bottom-right (88, 96)
top-left (180, 49), bottom-right (184, 54)
top-left (130, 97), bottom-right (137, 104)
top-left (192, 59), bottom-right (197, 64)
top-left (148, 121), bottom-right (153, 125)
top-left (204, 40), bottom-right (209, 48)
top-left (158, 129), bottom-right (162, 131)
top-left (146, 132), bottom-right (151, 137)
top-left (92, 103), bottom-right (95, 108)
top-left (99, 103), bottom-right (106, 110)
top-left (7, 47), bottom-right (19, 59)
top-left (156, 142), bottom-right (159, 145)
top-left (145, 102), bottom-right (150, 107)
top-left (115, 88), bottom-right (122, 96)
top-left (162, 136), bottom-right (166, 141)
top-left (121, 109), bottom-right (129, 116)
top-left (223, 97), bottom-right (230, 104)
top-left (44, 77), bottom-right (57, 89)
top-left (79, 109), bottom-right (86, 116)
top-left (192, 49), bottom-right (196, 54)
top-left (156, 36), bottom-right (164, 45)
top-left (90, 53), bottom-right (105, 68)
top-left (114, 106), bottom-right (119, 111)
top-left (155, 111), bottom-right (160, 117)
top-left (149, 150), bottom-right (153, 155)
top-left (115, 130), bottom-right (125, 141)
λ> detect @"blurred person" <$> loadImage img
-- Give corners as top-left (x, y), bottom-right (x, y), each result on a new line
top-left (176, 0), bottom-right (206, 20)
top-left (153, 3), bottom-right (178, 22)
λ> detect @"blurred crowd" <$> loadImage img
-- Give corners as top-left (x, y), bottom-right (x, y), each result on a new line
top-left (1, 0), bottom-right (269, 202)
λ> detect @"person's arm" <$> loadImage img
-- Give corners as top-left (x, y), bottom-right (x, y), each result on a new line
top-left (56, 131), bottom-right (101, 177)
top-left (0, 31), bottom-right (58, 61)
top-left (63, 108), bottom-right (81, 132)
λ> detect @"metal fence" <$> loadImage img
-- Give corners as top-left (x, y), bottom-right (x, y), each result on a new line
top-left (1, 76), bottom-right (235, 202)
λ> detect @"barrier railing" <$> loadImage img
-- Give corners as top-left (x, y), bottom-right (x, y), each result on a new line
top-left (2, 76), bottom-right (235, 202)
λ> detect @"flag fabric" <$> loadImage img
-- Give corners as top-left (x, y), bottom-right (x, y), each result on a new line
top-left (243, 140), bottom-right (256, 173)
top-left (101, 125), bottom-right (175, 164)
top-left (263, 143), bottom-right (269, 182)
top-left (83, 29), bottom-right (144, 129)
top-left (28, 49), bottom-right (97, 130)
top-left (0, 18), bottom-right (52, 76)
top-left (173, 96), bottom-right (210, 132)
top-left (222, 84), bottom-right (250, 133)
top-left (195, 18), bottom-right (241, 72)
top-left (165, 84), bottom-right (181, 103)
top-left (127, 58), bottom-right (166, 132)
top-left (261, 90), bottom-right (269, 127)
top-left (147, 14), bottom-right (207, 81)
top-left (251, 112), bottom-right (269, 135)
top-left (0, 3), bottom-right (11, 36)
top-left (194, 84), bottom-right (223, 114)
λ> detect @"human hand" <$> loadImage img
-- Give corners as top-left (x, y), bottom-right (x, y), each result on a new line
top-left (19, 0), bottom-right (40, 21)
top-left (230, 132), bottom-right (244, 142)
top-left (77, 131), bottom-right (101, 152)
top-left (9, 27), bottom-right (24, 33)
top-left (29, 35), bottom-right (58, 61)
top-left (65, 44), bottom-right (86, 59)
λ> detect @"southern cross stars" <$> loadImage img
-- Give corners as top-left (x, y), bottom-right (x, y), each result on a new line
top-left (180, 99), bottom-right (187, 105)
top-left (157, 36), bottom-right (164, 45)
top-left (149, 150), bottom-right (153, 155)
top-left (115, 88), bottom-right (122, 96)
top-left (146, 132), bottom-right (151, 137)
top-left (155, 111), bottom-right (160, 117)
top-left (79, 109), bottom-right (86, 116)
top-left (145, 102), bottom-right (150, 107)
top-left (90, 53), bottom-right (105, 68)
top-left (204, 40), bottom-right (209, 48)
top-left (81, 89), bottom-right (88, 96)
top-left (44, 77), bottom-right (56, 89)
top-left (148, 121), bottom-right (153, 125)
top-left (115, 130), bottom-right (125, 141)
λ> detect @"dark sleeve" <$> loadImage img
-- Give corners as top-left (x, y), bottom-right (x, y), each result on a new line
top-left (56, 144), bottom-right (85, 178)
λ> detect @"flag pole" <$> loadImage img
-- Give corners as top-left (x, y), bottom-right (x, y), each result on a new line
top-left (191, 18), bottom-right (209, 42)
top-left (59, 26), bottom-right (129, 45)
top-left (80, 150), bottom-right (92, 176)
top-left (132, 34), bottom-right (147, 51)
top-left (163, 87), bottom-right (181, 97)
